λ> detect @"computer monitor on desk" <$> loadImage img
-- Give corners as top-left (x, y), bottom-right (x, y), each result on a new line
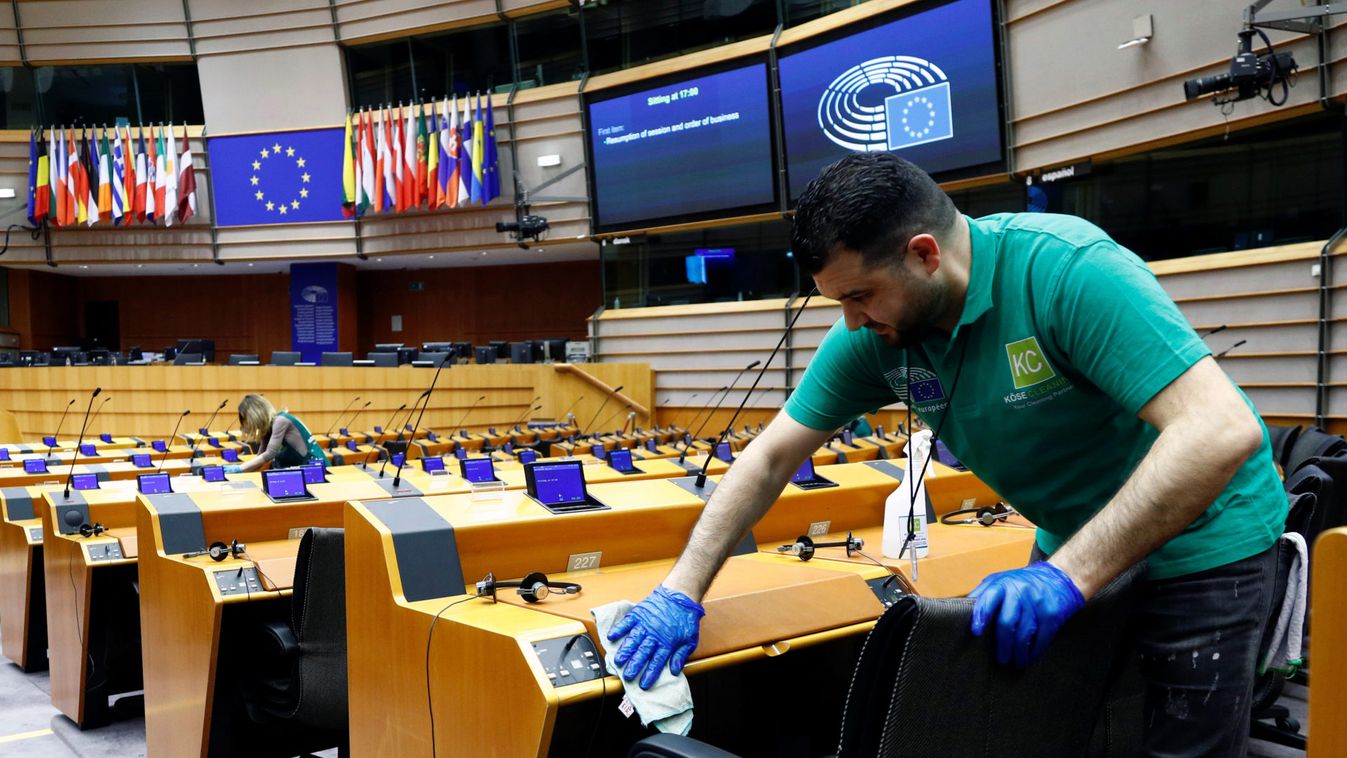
top-left (176, 339), bottom-right (216, 363)
top-left (523, 460), bottom-right (607, 514)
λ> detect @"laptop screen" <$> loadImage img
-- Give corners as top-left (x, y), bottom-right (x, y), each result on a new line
top-left (460, 457), bottom-right (496, 484)
top-left (391, 453), bottom-right (405, 468)
top-left (152, 440), bottom-right (168, 453)
top-left (421, 456), bottom-right (445, 474)
top-left (527, 461), bottom-right (587, 506)
top-left (42, 435), bottom-right (56, 447)
top-left (202, 465), bottom-right (226, 483)
top-left (208, 437), bottom-right (221, 448)
top-left (346, 439), bottom-right (359, 452)
top-left (79, 443), bottom-right (97, 457)
top-left (715, 442), bottom-right (734, 462)
top-left (132, 453), bottom-right (152, 468)
top-left (222, 448), bottom-right (240, 463)
top-left (791, 458), bottom-right (816, 484)
top-left (608, 448), bottom-right (635, 472)
top-left (100, 433), bottom-right (113, 443)
top-left (646, 439), bottom-right (658, 452)
top-left (72, 472), bottom-right (100, 490)
top-left (138, 473), bottom-right (172, 495)
top-left (842, 429), bottom-right (854, 446)
top-left (23, 458), bottom-right (47, 474)
top-left (517, 449), bottom-right (538, 464)
top-left (503, 442), bottom-right (514, 454)
top-left (301, 463), bottom-right (327, 484)
top-left (454, 446), bottom-right (468, 460)
top-left (591, 445), bottom-right (607, 460)
top-left (339, 427), bottom-right (349, 436)
top-left (0, 448), bottom-right (11, 461)
top-left (264, 469), bottom-right (308, 499)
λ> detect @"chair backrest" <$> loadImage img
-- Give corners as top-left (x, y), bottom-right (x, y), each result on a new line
top-left (837, 562), bottom-right (1146, 758)
top-left (1268, 424), bottom-right (1303, 469)
top-left (270, 351), bottom-right (301, 366)
top-left (417, 352), bottom-right (449, 367)
top-left (320, 352), bottom-right (353, 367)
top-left (367, 351), bottom-right (399, 368)
top-left (173, 352), bottom-right (204, 365)
top-left (1285, 427), bottom-right (1347, 476)
top-left (0, 409), bottom-right (22, 444)
top-left (289, 527), bottom-right (348, 730)
top-left (228, 354), bottom-right (260, 366)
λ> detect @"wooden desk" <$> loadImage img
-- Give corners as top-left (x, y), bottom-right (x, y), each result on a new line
top-left (1311, 527), bottom-right (1347, 757)
top-left (0, 458), bottom-right (197, 488)
top-left (0, 484), bottom-right (62, 671)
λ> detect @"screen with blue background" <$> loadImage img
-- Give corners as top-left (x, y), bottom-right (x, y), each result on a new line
top-left (778, 0), bottom-right (1001, 199)
top-left (530, 462), bottom-right (586, 505)
top-left (587, 61), bottom-right (775, 230)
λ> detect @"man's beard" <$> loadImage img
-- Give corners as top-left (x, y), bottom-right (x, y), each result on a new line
top-left (868, 276), bottom-right (949, 348)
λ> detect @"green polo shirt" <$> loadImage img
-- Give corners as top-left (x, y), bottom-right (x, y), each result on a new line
top-left (785, 212), bottom-right (1284, 580)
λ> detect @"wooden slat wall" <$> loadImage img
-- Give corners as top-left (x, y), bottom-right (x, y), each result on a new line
top-left (594, 239), bottom-right (1334, 431)
top-left (0, 361), bottom-right (650, 440)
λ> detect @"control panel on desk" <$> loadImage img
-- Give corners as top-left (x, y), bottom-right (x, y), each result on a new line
top-left (531, 634), bottom-right (605, 688)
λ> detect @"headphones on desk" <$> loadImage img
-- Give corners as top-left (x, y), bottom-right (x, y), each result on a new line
top-left (78, 522), bottom-right (106, 538)
top-left (940, 502), bottom-right (1027, 527)
top-left (185, 539), bottom-right (248, 562)
top-left (776, 532), bottom-right (864, 562)
top-left (475, 571), bottom-right (582, 603)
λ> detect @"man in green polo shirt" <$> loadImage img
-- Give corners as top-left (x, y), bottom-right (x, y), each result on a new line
top-left (607, 153), bottom-right (1285, 755)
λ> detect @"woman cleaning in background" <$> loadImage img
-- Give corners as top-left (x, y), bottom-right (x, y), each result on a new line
top-left (224, 393), bottom-right (327, 473)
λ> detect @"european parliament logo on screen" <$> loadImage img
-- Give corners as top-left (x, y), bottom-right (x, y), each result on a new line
top-left (819, 57), bottom-right (954, 153)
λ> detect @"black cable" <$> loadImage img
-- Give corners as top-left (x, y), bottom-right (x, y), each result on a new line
top-left (900, 337), bottom-right (972, 560)
top-left (0, 223), bottom-right (41, 257)
top-left (584, 655), bottom-right (609, 758)
top-left (425, 593), bottom-right (484, 758)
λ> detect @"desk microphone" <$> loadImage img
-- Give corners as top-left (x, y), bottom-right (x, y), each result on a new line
top-left (1198, 324), bottom-right (1228, 338)
top-left (694, 293), bottom-right (815, 488)
top-left (670, 393), bottom-right (700, 433)
top-left (511, 397), bottom-right (542, 427)
top-left (45, 398), bottom-right (76, 460)
top-left (87, 396), bottom-right (111, 433)
top-left (371, 403), bottom-right (408, 475)
top-left (342, 401), bottom-right (372, 441)
top-left (582, 386), bottom-right (625, 436)
top-left (393, 346), bottom-right (455, 489)
top-left (595, 403), bottom-right (633, 436)
top-left (158, 409), bottom-right (190, 474)
top-left (621, 410), bottom-right (637, 436)
top-left (63, 387), bottom-right (101, 499)
top-left (188, 399), bottom-right (228, 459)
top-left (452, 395), bottom-right (488, 437)
top-left (676, 386), bottom-right (728, 465)
top-left (326, 395), bottom-right (360, 435)
top-left (512, 404), bottom-right (543, 433)
top-left (560, 395), bottom-right (586, 419)
top-left (693, 361), bottom-right (760, 440)
top-left (1214, 340), bottom-right (1247, 360)
top-left (392, 390), bottom-right (431, 446)
top-left (653, 397), bottom-right (671, 431)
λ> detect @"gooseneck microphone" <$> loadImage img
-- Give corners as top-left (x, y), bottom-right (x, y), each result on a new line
top-left (344, 401), bottom-right (372, 438)
top-left (676, 386), bottom-right (729, 464)
top-left (158, 409), bottom-right (191, 474)
top-left (371, 403), bottom-right (408, 475)
top-left (691, 360), bottom-right (760, 440)
top-left (63, 387), bottom-right (101, 498)
top-left (596, 403), bottom-right (634, 435)
top-left (513, 404), bottom-right (543, 432)
top-left (393, 347), bottom-right (456, 489)
top-left (511, 396), bottom-right (543, 427)
top-left (188, 400), bottom-right (229, 459)
top-left (694, 293), bottom-right (815, 488)
top-left (452, 395), bottom-right (488, 436)
top-left (1199, 324), bottom-right (1228, 338)
top-left (87, 396), bottom-right (111, 432)
top-left (1214, 340), bottom-right (1247, 359)
top-left (326, 396), bottom-right (360, 435)
top-left (671, 393), bottom-right (700, 432)
top-left (379, 391), bottom-right (430, 479)
top-left (583, 386), bottom-right (625, 436)
top-left (46, 398), bottom-right (77, 460)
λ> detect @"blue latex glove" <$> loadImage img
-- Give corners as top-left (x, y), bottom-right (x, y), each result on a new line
top-left (969, 561), bottom-right (1084, 668)
top-left (222, 464), bottom-right (242, 474)
top-left (607, 585), bottom-right (705, 690)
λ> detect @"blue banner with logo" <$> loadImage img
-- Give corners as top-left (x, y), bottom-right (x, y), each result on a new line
top-left (207, 128), bottom-right (347, 226)
top-left (290, 262), bottom-right (338, 363)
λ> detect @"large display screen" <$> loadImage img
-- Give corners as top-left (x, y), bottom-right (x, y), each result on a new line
top-left (778, 0), bottom-right (1002, 199)
top-left (587, 60), bottom-right (776, 231)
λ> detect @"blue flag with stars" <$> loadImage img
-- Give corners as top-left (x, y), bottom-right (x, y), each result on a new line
top-left (206, 128), bottom-right (347, 226)
top-left (909, 377), bottom-right (945, 404)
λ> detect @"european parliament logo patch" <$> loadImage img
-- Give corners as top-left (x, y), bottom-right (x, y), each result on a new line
top-left (817, 56), bottom-right (955, 153)
top-left (909, 377), bottom-right (946, 404)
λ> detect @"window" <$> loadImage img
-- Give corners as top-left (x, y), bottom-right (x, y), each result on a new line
top-left (583, 0), bottom-right (778, 76)
top-left (0, 63), bottom-right (202, 129)
top-left (514, 8), bottom-right (585, 89)
top-left (779, 0), bottom-right (865, 27)
top-left (347, 23), bottom-right (514, 109)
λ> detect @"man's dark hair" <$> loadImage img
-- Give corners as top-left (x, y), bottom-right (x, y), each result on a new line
top-left (792, 153), bottom-right (958, 276)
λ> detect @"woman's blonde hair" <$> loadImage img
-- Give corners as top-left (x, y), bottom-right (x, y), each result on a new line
top-left (238, 394), bottom-right (277, 443)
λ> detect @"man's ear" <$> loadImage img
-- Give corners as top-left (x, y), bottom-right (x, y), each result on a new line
top-left (906, 233), bottom-right (942, 275)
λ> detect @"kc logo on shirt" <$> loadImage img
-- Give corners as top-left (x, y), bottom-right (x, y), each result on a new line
top-left (1005, 336), bottom-right (1056, 389)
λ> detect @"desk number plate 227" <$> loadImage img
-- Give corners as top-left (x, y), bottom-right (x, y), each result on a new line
top-left (566, 551), bottom-right (602, 572)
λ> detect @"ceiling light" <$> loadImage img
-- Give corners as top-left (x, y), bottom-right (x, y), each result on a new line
top-left (80, 265), bottom-right (88, 269)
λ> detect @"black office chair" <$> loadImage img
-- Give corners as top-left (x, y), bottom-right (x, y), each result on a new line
top-left (240, 528), bottom-right (348, 750)
top-left (412, 351), bottom-right (450, 368)
top-left (228, 354), bottom-right (260, 366)
top-left (630, 563), bottom-right (1147, 758)
top-left (270, 351), bottom-right (301, 366)
top-left (1284, 426), bottom-right (1346, 476)
top-left (320, 352), bottom-right (354, 367)
top-left (366, 352), bottom-right (399, 368)
top-left (173, 352), bottom-right (205, 365)
top-left (1267, 425), bottom-right (1302, 470)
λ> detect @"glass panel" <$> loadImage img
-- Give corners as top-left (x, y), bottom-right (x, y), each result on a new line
top-left (514, 8), bottom-right (586, 89)
top-left (30, 64), bottom-right (201, 127)
top-left (780, 0), bottom-right (863, 27)
top-left (0, 67), bottom-right (37, 128)
top-left (411, 23), bottom-right (514, 98)
top-left (347, 39), bottom-right (415, 108)
top-left (583, 0), bottom-right (779, 76)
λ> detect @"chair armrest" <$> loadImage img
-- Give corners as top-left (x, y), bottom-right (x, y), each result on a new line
top-left (629, 733), bottom-right (739, 758)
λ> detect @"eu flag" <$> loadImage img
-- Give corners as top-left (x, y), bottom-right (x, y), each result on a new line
top-left (909, 377), bottom-right (945, 403)
top-left (885, 81), bottom-right (954, 151)
top-left (207, 128), bottom-right (347, 226)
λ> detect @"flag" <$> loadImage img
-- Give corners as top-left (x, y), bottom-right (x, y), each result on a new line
top-left (65, 130), bottom-right (80, 226)
top-left (403, 104), bottom-right (416, 211)
top-left (121, 126), bottom-right (135, 225)
top-left (73, 130), bottom-right (88, 225)
top-left (26, 129), bottom-right (37, 226)
top-left (111, 127), bottom-right (125, 224)
top-left (51, 129), bottom-right (64, 227)
top-left (414, 102), bottom-right (428, 208)
top-left (205, 127), bottom-right (348, 226)
top-left (147, 125), bottom-right (160, 224)
top-left (164, 123), bottom-right (179, 226)
top-left (392, 106), bottom-right (405, 212)
top-left (456, 98), bottom-right (471, 208)
top-left (177, 124), bottom-right (196, 224)
top-left (352, 112), bottom-right (364, 216)
top-left (154, 125), bottom-right (168, 224)
top-left (90, 128), bottom-right (106, 225)
top-left (359, 110), bottom-right (375, 215)
top-left (426, 109), bottom-right (439, 209)
top-left (381, 109), bottom-right (396, 212)
top-left (341, 112), bottom-right (356, 218)
top-left (133, 126), bottom-right (148, 223)
top-left (483, 95), bottom-right (500, 204)
top-left (33, 129), bottom-right (50, 224)
top-left (438, 97), bottom-right (453, 208)
top-left (374, 110), bottom-right (387, 213)
top-left (469, 93), bottom-right (484, 206)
